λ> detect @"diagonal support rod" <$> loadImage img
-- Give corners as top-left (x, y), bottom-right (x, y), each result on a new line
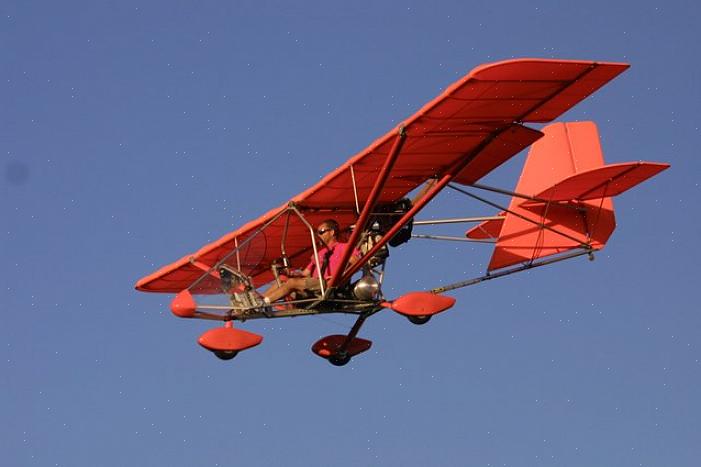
top-left (326, 126), bottom-right (407, 289)
top-left (447, 184), bottom-right (590, 248)
top-left (337, 312), bottom-right (371, 356)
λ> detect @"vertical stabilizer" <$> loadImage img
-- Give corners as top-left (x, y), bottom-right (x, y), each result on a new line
top-left (476, 121), bottom-right (669, 271)
top-left (487, 121), bottom-right (615, 270)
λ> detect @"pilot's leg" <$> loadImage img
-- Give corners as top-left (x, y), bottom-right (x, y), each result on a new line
top-left (263, 277), bottom-right (307, 303)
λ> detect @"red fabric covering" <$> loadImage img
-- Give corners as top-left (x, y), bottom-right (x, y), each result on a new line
top-left (536, 162), bottom-right (670, 201)
top-left (135, 59), bottom-right (629, 294)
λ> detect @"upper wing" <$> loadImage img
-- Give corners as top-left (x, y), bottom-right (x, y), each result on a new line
top-left (135, 58), bottom-right (629, 294)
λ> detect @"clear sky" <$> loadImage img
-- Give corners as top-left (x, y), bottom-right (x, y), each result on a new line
top-left (2, 1), bottom-right (699, 466)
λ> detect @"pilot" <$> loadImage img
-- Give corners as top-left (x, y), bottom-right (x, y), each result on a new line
top-left (262, 219), bottom-right (360, 304)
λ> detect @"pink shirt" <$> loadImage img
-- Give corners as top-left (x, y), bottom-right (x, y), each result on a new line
top-left (306, 242), bottom-right (359, 279)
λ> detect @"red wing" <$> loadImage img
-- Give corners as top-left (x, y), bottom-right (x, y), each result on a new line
top-left (136, 59), bottom-right (629, 294)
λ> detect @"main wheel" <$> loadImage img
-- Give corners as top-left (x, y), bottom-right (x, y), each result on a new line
top-left (213, 350), bottom-right (238, 361)
top-left (407, 315), bottom-right (431, 325)
top-left (328, 353), bottom-right (351, 366)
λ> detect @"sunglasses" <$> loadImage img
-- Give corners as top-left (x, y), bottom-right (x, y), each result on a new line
top-left (317, 228), bottom-right (333, 235)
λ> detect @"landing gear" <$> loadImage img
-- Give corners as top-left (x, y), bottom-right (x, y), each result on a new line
top-left (328, 353), bottom-right (351, 366)
top-left (213, 350), bottom-right (238, 361)
top-left (407, 315), bottom-right (431, 325)
top-left (199, 322), bottom-right (263, 361)
top-left (312, 334), bottom-right (372, 366)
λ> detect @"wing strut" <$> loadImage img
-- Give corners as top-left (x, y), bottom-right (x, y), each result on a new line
top-left (327, 126), bottom-right (407, 289)
top-left (466, 182), bottom-right (585, 211)
top-left (338, 124), bottom-right (520, 285)
top-left (349, 164), bottom-right (360, 216)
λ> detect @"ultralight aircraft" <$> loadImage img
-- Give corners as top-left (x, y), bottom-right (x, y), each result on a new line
top-left (136, 58), bottom-right (669, 366)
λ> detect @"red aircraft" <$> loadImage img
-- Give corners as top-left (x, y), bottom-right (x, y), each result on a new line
top-left (135, 58), bottom-right (669, 366)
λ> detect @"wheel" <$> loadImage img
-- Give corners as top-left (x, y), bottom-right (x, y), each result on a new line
top-left (213, 350), bottom-right (238, 361)
top-left (328, 353), bottom-right (351, 366)
top-left (407, 315), bottom-right (431, 325)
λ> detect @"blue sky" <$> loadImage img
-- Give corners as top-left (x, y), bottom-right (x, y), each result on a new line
top-left (2, 1), bottom-right (699, 466)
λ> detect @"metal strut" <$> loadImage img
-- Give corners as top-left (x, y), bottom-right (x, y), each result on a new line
top-left (466, 182), bottom-right (586, 212)
top-left (336, 306), bottom-right (383, 356)
top-left (446, 183), bottom-right (591, 248)
top-left (327, 126), bottom-right (407, 290)
top-left (338, 124), bottom-right (520, 285)
top-left (411, 234), bottom-right (496, 243)
top-left (429, 249), bottom-right (594, 294)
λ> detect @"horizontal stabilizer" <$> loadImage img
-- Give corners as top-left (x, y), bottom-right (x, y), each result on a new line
top-left (466, 212), bottom-right (506, 239)
top-left (535, 162), bottom-right (669, 201)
